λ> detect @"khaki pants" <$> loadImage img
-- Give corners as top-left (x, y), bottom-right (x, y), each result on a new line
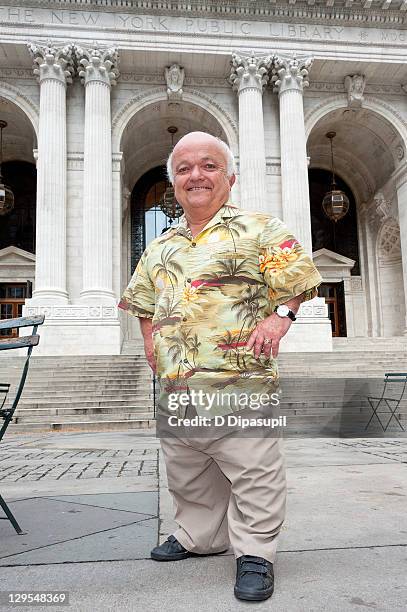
top-left (160, 433), bottom-right (286, 564)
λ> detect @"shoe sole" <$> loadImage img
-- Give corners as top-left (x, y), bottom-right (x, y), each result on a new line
top-left (234, 586), bottom-right (274, 601)
top-left (151, 549), bottom-right (228, 562)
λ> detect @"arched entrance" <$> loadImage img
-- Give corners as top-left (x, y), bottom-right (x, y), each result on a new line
top-left (307, 103), bottom-right (405, 337)
top-left (118, 97), bottom-right (231, 345)
top-left (0, 94), bottom-right (37, 338)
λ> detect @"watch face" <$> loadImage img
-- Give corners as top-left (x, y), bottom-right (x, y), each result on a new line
top-left (277, 305), bottom-right (290, 317)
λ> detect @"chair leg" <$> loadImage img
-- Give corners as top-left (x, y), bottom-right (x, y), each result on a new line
top-left (0, 494), bottom-right (24, 535)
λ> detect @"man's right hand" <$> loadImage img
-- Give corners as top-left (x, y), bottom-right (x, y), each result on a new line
top-left (144, 338), bottom-right (157, 374)
top-left (138, 317), bottom-right (157, 374)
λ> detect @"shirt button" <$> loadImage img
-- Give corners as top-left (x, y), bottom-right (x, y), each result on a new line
top-left (183, 359), bottom-right (188, 363)
top-left (182, 317), bottom-right (188, 322)
top-left (191, 242), bottom-right (196, 247)
top-left (186, 278), bottom-right (191, 283)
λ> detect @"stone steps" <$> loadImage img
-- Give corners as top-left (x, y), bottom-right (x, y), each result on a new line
top-left (1, 351), bottom-right (407, 433)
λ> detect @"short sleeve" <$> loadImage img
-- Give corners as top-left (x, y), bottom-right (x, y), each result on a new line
top-left (259, 217), bottom-right (322, 306)
top-left (118, 250), bottom-right (155, 319)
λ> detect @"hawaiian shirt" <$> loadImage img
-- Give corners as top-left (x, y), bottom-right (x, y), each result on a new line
top-left (119, 203), bottom-right (322, 418)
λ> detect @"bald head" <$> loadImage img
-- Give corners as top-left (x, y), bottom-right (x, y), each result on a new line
top-left (167, 131), bottom-right (235, 184)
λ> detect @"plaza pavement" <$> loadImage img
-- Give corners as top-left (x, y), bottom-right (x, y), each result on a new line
top-left (0, 430), bottom-right (406, 611)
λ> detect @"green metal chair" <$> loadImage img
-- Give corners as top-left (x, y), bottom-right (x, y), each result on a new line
top-left (0, 314), bottom-right (45, 534)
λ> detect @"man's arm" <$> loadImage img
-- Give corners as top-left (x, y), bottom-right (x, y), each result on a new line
top-left (246, 292), bottom-right (305, 359)
top-left (138, 317), bottom-right (156, 373)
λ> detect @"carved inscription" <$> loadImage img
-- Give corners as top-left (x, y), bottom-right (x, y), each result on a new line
top-left (0, 7), bottom-right (407, 46)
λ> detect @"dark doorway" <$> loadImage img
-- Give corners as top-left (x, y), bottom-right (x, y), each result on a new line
top-left (0, 161), bottom-right (36, 254)
top-left (0, 283), bottom-right (29, 337)
top-left (309, 168), bottom-right (359, 275)
top-left (130, 166), bottom-right (178, 273)
top-left (318, 282), bottom-right (347, 337)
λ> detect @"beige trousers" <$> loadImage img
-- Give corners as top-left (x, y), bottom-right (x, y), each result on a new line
top-left (160, 433), bottom-right (286, 564)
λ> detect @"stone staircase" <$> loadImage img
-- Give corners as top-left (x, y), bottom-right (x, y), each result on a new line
top-left (0, 356), bottom-right (155, 433)
top-left (1, 345), bottom-right (406, 433)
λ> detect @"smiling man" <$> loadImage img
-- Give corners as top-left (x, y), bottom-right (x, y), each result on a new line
top-left (119, 131), bottom-right (322, 602)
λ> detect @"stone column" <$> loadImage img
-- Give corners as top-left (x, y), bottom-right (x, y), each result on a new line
top-left (393, 161), bottom-right (407, 333)
top-left (76, 46), bottom-right (119, 304)
top-left (229, 52), bottom-right (271, 213)
top-left (272, 54), bottom-right (313, 253)
top-left (28, 43), bottom-right (73, 303)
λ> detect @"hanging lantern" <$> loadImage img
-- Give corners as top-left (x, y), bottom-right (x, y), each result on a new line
top-left (159, 184), bottom-right (183, 220)
top-left (322, 131), bottom-right (349, 223)
top-left (0, 120), bottom-right (15, 216)
top-left (159, 126), bottom-right (183, 221)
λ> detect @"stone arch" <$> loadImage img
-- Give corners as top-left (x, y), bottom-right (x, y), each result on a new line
top-left (304, 94), bottom-right (407, 154)
top-left (112, 87), bottom-right (238, 154)
top-left (0, 81), bottom-right (39, 139)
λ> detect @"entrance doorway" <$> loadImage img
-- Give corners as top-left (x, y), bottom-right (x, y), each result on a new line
top-left (131, 166), bottom-right (180, 271)
top-left (0, 283), bottom-right (29, 337)
top-left (318, 282), bottom-right (347, 337)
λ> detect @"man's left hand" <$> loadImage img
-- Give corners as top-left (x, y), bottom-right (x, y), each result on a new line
top-left (246, 313), bottom-right (292, 359)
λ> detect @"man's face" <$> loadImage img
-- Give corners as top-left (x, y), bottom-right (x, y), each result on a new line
top-left (171, 135), bottom-right (235, 217)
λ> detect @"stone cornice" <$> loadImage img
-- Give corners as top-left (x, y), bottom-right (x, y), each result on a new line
top-left (3, 1), bottom-right (407, 26)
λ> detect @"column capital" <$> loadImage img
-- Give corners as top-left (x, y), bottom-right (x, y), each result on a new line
top-left (75, 45), bottom-right (120, 87)
top-left (229, 52), bottom-right (272, 94)
top-left (29, 42), bottom-right (74, 86)
top-left (271, 54), bottom-right (313, 95)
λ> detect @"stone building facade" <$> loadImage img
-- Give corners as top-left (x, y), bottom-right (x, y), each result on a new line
top-left (0, 0), bottom-right (406, 354)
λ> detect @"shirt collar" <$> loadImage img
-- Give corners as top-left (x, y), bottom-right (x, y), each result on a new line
top-left (173, 202), bottom-right (240, 238)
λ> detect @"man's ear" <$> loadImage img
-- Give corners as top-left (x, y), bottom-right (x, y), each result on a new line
top-left (229, 174), bottom-right (236, 188)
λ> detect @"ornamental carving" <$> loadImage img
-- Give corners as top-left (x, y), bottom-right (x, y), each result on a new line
top-left (271, 54), bottom-right (313, 94)
top-left (378, 219), bottom-right (401, 260)
top-left (29, 42), bottom-right (74, 85)
top-left (165, 64), bottom-right (185, 100)
top-left (75, 45), bottom-right (120, 87)
top-left (360, 191), bottom-right (395, 232)
top-left (229, 52), bottom-right (272, 94)
top-left (344, 74), bottom-right (366, 108)
top-left (24, 305), bottom-right (119, 320)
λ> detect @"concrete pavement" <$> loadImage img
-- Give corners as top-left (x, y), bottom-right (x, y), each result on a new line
top-left (0, 432), bottom-right (406, 611)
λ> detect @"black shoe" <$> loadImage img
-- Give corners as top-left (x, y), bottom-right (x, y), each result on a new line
top-left (151, 535), bottom-right (192, 561)
top-left (234, 555), bottom-right (274, 601)
top-left (151, 535), bottom-right (228, 562)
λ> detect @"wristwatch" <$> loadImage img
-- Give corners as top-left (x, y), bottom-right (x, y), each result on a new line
top-left (274, 304), bottom-right (297, 321)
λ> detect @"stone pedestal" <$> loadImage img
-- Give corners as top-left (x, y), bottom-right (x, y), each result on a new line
top-left (280, 297), bottom-right (333, 352)
top-left (229, 52), bottom-right (271, 213)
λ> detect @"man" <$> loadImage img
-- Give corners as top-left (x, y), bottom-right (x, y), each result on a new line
top-left (119, 131), bottom-right (322, 602)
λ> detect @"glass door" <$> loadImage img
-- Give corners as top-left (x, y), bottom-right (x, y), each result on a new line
top-left (0, 284), bottom-right (26, 337)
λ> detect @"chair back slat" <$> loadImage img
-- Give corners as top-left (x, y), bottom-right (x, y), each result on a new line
top-left (384, 373), bottom-right (407, 384)
top-left (0, 315), bottom-right (45, 331)
top-left (0, 336), bottom-right (40, 351)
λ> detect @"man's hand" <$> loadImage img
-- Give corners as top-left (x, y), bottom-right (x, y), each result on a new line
top-left (138, 317), bottom-right (156, 374)
top-left (246, 313), bottom-right (292, 359)
top-left (246, 293), bottom-right (305, 359)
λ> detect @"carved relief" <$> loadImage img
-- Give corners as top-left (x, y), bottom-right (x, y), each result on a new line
top-left (24, 306), bottom-right (119, 320)
top-left (165, 64), bottom-right (185, 100)
top-left (344, 74), bottom-right (366, 108)
top-left (378, 219), bottom-right (401, 260)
